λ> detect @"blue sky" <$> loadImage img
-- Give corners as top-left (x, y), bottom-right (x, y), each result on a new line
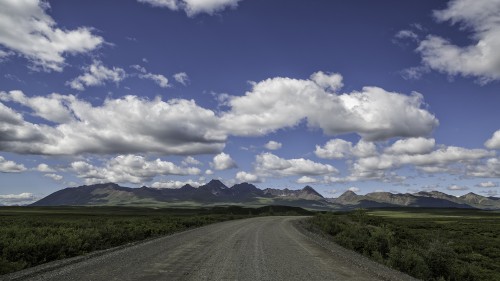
top-left (1, 0), bottom-right (500, 204)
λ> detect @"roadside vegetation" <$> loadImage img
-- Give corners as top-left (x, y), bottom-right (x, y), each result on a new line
top-left (308, 208), bottom-right (500, 281)
top-left (0, 205), bottom-right (311, 275)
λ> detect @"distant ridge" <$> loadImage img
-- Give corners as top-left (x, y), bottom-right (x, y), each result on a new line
top-left (31, 181), bottom-right (500, 210)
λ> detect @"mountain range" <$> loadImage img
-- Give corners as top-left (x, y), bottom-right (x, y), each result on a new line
top-left (31, 180), bottom-right (500, 210)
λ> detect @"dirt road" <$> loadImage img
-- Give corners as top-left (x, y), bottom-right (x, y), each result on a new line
top-left (6, 216), bottom-right (417, 281)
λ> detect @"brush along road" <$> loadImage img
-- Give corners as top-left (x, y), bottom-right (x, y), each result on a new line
top-left (8, 216), bottom-right (417, 281)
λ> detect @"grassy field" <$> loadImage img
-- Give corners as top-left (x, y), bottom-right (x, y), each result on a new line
top-left (0, 205), bottom-right (311, 275)
top-left (308, 208), bottom-right (500, 281)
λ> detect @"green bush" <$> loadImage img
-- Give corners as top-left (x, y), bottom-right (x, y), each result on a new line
top-left (308, 209), bottom-right (500, 281)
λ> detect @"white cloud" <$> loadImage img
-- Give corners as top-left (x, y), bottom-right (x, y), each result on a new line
top-left (348, 187), bottom-right (360, 192)
top-left (138, 0), bottom-right (179, 10)
top-left (296, 176), bottom-right (318, 184)
top-left (467, 157), bottom-right (500, 178)
top-left (394, 30), bottom-right (419, 41)
top-left (310, 71), bottom-right (343, 92)
top-left (315, 139), bottom-right (353, 159)
top-left (138, 0), bottom-right (243, 16)
top-left (264, 141), bottom-right (282, 150)
top-left (71, 154), bottom-right (200, 185)
top-left (212, 152), bottom-right (237, 170)
top-left (255, 152), bottom-right (338, 178)
top-left (0, 156), bottom-right (26, 173)
top-left (476, 181), bottom-right (497, 188)
top-left (0, 90), bottom-right (73, 123)
top-left (417, 0), bottom-right (500, 83)
top-left (321, 139), bottom-right (495, 183)
top-left (205, 169), bottom-right (214, 175)
top-left (315, 139), bottom-right (377, 159)
top-left (67, 61), bottom-right (126, 91)
top-left (36, 163), bottom-right (55, 172)
top-left (0, 71), bottom-right (439, 156)
top-left (447, 184), bottom-right (469, 191)
top-left (139, 73), bottom-right (170, 88)
top-left (44, 173), bottom-right (63, 181)
top-left (173, 72), bottom-right (189, 85)
top-left (485, 130), bottom-right (500, 149)
top-left (0, 192), bottom-right (36, 205)
top-left (131, 64), bottom-right (147, 73)
top-left (355, 146), bottom-right (493, 176)
top-left (385, 137), bottom-right (436, 155)
top-left (182, 156), bottom-right (202, 166)
top-left (235, 171), bottom-right (261, 183)
top-left (0, 92), bottom-right (225, 155)
top-left (400, 66), bottom-right (430, 81)
top-left (152, 179), bottom-right (204, 189)
top-left (0, 49), bottom-right (13, 61)
top-left (220, 74), bottom-right (438, 141)
top-left (0, 0), bottom-right (103, 72)
top-left (131, 64), bottom-right (170, 88)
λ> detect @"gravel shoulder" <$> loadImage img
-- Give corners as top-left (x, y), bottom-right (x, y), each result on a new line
top-left (2, 216), bottom-right (419, 281)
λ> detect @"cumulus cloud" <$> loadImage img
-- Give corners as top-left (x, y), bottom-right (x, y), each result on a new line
top-left (44, 173), bottom-right (63, 181)
top-left (385, 137), bottom-right (436, 155)
top-left (138, 0), bottom-right (243, 16)
top-left (296, 176), bottom-right (318, 184)
top-left (131, 64), bottom-right (170, 88)
top-left (0, 156), bottom-right (26, 173)
top-left (447, 184), bottom-right (469, 191)
top-left (71, 154), bottom-right (200, 185)
top-left (0, 0), bottom-right (103, 72)
top-left (0, 90), bottom-right (73, 123)
top-left (315, 139), bottom-right (377, 159)
top-left (67, 61), bottom-right (126, 91)
top-left (0, 192), bottom-right (36, 206)
top-left (140, 73), bottom-right (169, 88)
top-left (354, 146), bottom-right (493, 178)
top-left (485, 130), bottom-right (500, 149)
top-left (173, 72), bottom-right (189, 85)
top-left (394, 30), bottom-right (419, 41)
top-left (318, 137), bottom-right (495, 183)
top-left (182, 156), bottom-right (202, 166)
top-left (212, 152), bottom-right (237, 170)
top-left (348, 187), bottom-right (360, 192)
top-left (151, 179), bottom-right (204, 189)
top-left (0, 92), bottom-right (225, 155)
top-left (310, 71), bottom-right (343, 92)
top-left (0, 71), bottom-right (439, 156)
top-left (264, 141), bottom-right (282, 150)
top-left (467, 157), bottom-right (500, 178)
top-left (255, 152), bottom-right (338, 178)
top-left (220, 74), bottom-right (438, 141)
top-left (235, 171), bottom-right (261, 183)
top-left (36, 163), bottom-right (55, 172)
top-left (476, 181), bottom-right (497, 188)
top-left (138, 0), bottom-right (179, 10)
top-left (416, 0), bottom-right (500, 83)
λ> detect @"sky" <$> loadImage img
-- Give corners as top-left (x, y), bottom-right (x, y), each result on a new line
top-left (1, 0), bottom-right (500, 205)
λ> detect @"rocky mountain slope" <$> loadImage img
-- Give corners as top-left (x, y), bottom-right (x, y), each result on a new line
top-left (32, 180), bottom-right (500, 210)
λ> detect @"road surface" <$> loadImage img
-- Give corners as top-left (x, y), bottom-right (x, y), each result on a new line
top-left (6, 216), bottom-right (417, 281)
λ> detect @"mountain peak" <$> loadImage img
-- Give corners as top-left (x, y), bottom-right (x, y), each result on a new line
top-left (340, 190), bottom-right (357, 197)
top-left (460, 192), bottom-right (482, 199)
top-left (180, 184), bottom-right (195, 190)
top-left (333, 190), bottom-right (362, 204)
top-left (302, 186), bottom-right (323, 198)
top-left (206, 179), bottom-right (227, 188)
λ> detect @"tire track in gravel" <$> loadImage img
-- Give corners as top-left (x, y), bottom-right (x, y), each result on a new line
top-left (4, 216), bottom-right (419, 281)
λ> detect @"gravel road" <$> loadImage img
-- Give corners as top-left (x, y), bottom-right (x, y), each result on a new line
top-left (4, 216), bottom-right (418, 281)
